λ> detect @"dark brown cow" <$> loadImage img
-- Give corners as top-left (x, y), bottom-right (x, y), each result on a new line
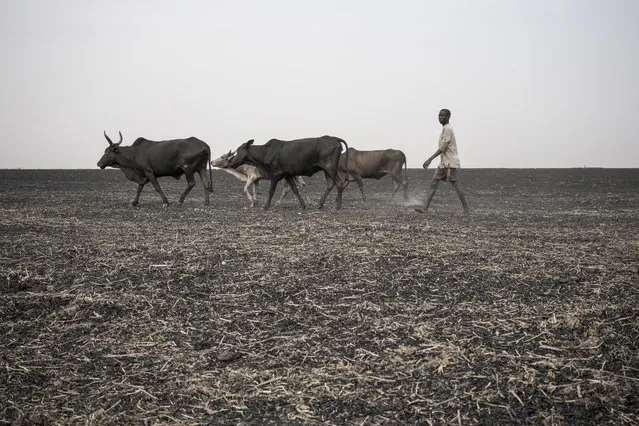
top-left (338, 148), bottom-right (408, 201)
top-left (98, 131), bottom-right (212, 207)
top-left (228, 136), bottom-right (348, 210)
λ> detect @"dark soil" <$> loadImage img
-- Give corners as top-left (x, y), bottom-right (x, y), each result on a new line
top-left (1, 168), bottom-right (638, 425)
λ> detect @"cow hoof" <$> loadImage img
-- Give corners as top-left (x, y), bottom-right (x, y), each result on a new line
top-left (130, 202), bottom-right (139, 207)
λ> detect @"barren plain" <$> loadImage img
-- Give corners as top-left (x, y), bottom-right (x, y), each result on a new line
top-left (1, 168), bottom-right (637, 425)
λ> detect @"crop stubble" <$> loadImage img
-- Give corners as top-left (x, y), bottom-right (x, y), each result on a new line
top-left (0, 168), bottom-right (637, 425)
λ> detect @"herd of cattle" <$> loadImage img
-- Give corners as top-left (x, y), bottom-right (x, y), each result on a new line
top-left (98, 132), bottom-right (409, 209)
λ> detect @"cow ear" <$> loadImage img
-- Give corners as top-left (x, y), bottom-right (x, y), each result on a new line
top-left (246, 139), bottom-right (254, 147)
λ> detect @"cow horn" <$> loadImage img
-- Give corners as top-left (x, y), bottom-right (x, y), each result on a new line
top-left (104, 131), bottom-right (114, 146)
top-left (117, 131), bottom-right (123, 146)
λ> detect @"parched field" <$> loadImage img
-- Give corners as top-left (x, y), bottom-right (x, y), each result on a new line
top-left (1, 168), bottom-right (638, 425)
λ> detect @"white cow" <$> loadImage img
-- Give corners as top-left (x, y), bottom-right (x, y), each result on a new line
top-left (211, 151), bottom-right (311, 208)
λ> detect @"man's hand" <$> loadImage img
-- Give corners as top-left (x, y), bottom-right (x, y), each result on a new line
top-left (422, 160), bottom-right (431, 169)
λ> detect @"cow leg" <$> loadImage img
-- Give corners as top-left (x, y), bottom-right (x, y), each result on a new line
top-left (178, 173), bottom-right (197, 206)
top-left (197, 169), bottom-right (211, 206)
top-left (132, 183), bottom-right (145, 206)
top-left (391, 176), bottom-right (400, 199)
top-left (318, 171), bottom-right (336, 209)
top-left (285, 176), bottom-right (307, 209)
top-left (277, 179), bottom-right (290, 205)
top-left (147, 175), bottom-right (171, 206)
top-left (243, 179), bottom-right (255, 207)
top-left (353, 175), bottom-right (366, 202)
top-left (391, 173), bottom-right (409, 200)
top-left (263, 179), bottom-right (279, 210)
top-left (342, 174), bottom-right (352, 189)
top-left (318, 170), bottom-right (344, 209)
top-left (335, 173), bottom-right (345, 210)
top-left (297, 177), bottom-right (312, 207)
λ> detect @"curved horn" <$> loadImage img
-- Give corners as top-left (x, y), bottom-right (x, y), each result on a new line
top-left (116, 131), bottom-right (123, 146)
top-left (104, 131), bottom-right (114, 146)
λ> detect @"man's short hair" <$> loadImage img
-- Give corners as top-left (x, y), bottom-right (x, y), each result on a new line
top-left (440, 108), bottom-right (451, 117)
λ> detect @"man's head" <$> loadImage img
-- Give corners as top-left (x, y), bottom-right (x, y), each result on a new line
top-left (438, 109), bottom-right (451, 125)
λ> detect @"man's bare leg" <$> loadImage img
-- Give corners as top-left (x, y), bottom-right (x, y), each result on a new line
top-left (452, 181), bottom-right (470, 215)
top-left (415, 179), bottom-right (439, 213)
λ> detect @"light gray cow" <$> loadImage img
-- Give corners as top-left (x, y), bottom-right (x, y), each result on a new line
top-left (211, 151), bottom-right (311, 208)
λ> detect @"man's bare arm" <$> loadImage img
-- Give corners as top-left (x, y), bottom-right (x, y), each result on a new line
top-left (422, 149), bottom-right (442, 168)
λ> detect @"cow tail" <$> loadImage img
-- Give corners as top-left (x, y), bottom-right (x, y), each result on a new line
top-left (403, 152), bottom-right (408, 184)
top-left (207, 146), bottom-right (213, 193)
top-left (339, 138), bottom-right (348, 177)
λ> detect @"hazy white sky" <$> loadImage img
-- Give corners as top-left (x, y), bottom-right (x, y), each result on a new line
top-left (1, 0), bottom-right (638, 168)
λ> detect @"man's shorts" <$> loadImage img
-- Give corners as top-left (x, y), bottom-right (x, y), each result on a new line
top-left (433, 167), bottom-right (459, 182)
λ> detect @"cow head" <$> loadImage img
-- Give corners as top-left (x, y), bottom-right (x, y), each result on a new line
top-left (227, 140), bottom-right (254, 168)
top-left (210, 150), bottom-right (235, 168)
top-left (97, 131), bottom-right (124, 169)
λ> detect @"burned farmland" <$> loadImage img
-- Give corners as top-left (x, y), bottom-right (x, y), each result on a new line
top-left (1, 168), bottom-right (637, 424)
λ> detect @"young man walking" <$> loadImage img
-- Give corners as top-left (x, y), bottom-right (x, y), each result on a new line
top-left (416, 108), bottom-right (470, 215)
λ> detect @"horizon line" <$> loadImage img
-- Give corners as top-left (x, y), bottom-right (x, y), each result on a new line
top-left (2, 167), bottom-right (638, 171)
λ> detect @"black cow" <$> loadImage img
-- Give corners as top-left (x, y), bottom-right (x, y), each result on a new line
top-left (228, 136), bottom-right (348, 210)
top-left (98, 131), bottom-right (212, 207)
top-left (338, 148), bottom-right (408, 201)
